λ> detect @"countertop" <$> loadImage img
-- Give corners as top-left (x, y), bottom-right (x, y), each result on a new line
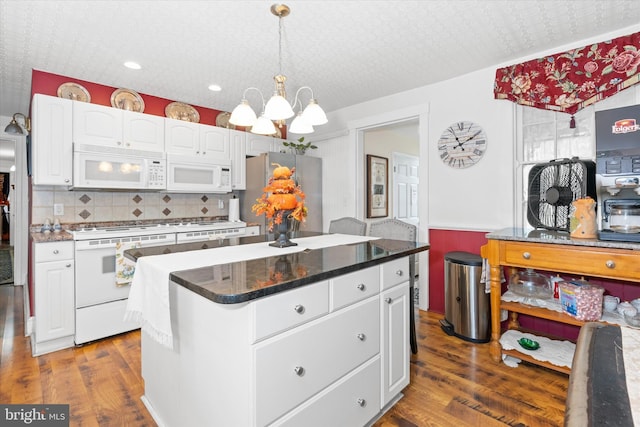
top-left (126, 231), bottom-right (430, 304)
top-left (486, 228), bottom-right (640, 251)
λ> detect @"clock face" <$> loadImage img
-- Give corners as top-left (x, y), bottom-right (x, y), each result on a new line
top-left (437, 121), bottom-right (487, 169)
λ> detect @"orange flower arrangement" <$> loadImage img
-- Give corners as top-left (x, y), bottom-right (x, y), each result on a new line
top-left (251, 163), bottom-right (307, 231)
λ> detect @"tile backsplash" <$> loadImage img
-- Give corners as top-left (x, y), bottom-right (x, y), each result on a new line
top-left (31, 186), bottom-right (236, 225)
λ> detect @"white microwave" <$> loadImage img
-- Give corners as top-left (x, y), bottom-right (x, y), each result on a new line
top-left (166, 154), bottom-right (232, 193)
top-left (73, 144), bottom-right (166, 190)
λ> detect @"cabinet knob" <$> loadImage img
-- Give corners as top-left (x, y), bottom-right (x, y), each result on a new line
top-left (606, 260), bottom-right (616, 269)
top-left (125, 142), bottom-right (130, 147)
top-left (357, 283), bottom-right (366, 291)
top-left (294, 304), bottom-right (305, 314)
top-left (53, 249), bottom-right (59, 254)
top-left (522, 252), bottom-right (531, 260)
top-left (357, 398), bottom-right (366, 407)
top-left (396, 270), bottom-right (404, 276)
top-left (356, 333), bottom-right (366, 341)
top-left (66, 263), bottom-right (72, 268)
top-left (385, 297), bottom-right (393, 304)
top-left (202, 152), bottom-right (206, 155)
top-left (64, 178), bottom-right (70, 183)
top-left (294, 366), bottom-right (305, 376)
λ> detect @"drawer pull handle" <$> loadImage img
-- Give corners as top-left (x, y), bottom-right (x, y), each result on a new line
top-left (385, 297), bottom-right (393, 304)
top-left (522, 252), bottom-right (531, 260)
top-left (606, 260), bottom-right (616, 269)
top-left (357, 398), bottom-right (366, 407)
top-left (294, 366), bottom-right (305, 376)
top-left (396, 270), bottom-right (403, 276)
top-left (357, 283), bottom-right (366, 291)
top-left (357, 333), bottom-right (366, 341)
top-left (53, 249), bottom-right (59, 254)
top-left (294, 304), bottom-right (305, 314)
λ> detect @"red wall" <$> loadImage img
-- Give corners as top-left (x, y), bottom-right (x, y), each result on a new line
top-left (428, 228), bottom-right (640, 341)
top-left (31, 69), bottom-right (223, 125)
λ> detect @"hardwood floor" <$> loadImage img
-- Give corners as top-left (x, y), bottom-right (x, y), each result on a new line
top-left (0, 284), bottom-right (568, 426)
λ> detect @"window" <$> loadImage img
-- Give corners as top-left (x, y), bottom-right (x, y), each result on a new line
top-left (515, 86), bottom-right (640, 229)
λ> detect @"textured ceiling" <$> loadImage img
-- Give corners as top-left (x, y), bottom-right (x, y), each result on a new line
top-left (1, 0), bottom-right (640, 120)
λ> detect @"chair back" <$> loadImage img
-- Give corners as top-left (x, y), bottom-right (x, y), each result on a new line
top-left (328, 217), bottom-right (367, 236)
top-left (368, 219), bottom-right (416, 241)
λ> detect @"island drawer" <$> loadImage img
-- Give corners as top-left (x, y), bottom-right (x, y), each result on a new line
top-left (381, 256), bottom-right (410, 290)
top-left (253, 297), bottom-right (380, 426)
top-left (250, 281), bottom-right (329, 343)
top-left (330, 265), bottom-right (380, 311)
top-left (272, 356), bottom-right (381, 427)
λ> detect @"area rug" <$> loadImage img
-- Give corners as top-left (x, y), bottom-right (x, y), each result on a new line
top-left (0, 247), bottom-right (14, 285)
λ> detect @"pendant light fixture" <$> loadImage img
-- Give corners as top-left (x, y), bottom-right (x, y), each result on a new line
top-left (229, 3), bottom-right (327, 135)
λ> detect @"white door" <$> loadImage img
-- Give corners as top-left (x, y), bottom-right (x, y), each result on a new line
top-left (392, 152), bottom-right (419, 228)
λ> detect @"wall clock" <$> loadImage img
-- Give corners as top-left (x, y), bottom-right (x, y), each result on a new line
top-left (437, 121), bottom-right (487, 169)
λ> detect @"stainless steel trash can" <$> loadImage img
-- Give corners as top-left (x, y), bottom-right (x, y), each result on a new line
top-left (440, 251), bottom-right (489, 343)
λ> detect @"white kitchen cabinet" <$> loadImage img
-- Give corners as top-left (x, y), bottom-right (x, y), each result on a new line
top-left (141, 256), bottom-right (410, 427)
top-left (165, 118), bottom-right (230, 160)
top-left (381, 280), bottom-right (410, 406)
top-left (31, 94), bottom-right (73, 186)
top-left (229, 129), bottom-right (247, 189)
top-left (32, 240), bottom-right (75, 356)
top-left (72, 101), bottom-right (164, 152)
top-left (245, 133), bottom-right (274, 156)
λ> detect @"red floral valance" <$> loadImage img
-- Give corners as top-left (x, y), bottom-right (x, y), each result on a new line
top-left (495, 31), bottom-right (640, 115)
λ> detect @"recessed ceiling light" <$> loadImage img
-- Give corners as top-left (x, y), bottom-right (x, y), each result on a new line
top-left (124, 61), bottom-right (142, 70)
top-left (208, 84), bottom-right (222, 92)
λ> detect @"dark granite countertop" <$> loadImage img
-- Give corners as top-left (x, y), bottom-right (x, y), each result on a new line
top-left (486, 228), bottom-right (640, 251)
top-left (126, 231), bottom-right (430, 304)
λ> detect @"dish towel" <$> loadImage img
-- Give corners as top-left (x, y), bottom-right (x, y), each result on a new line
top-left (115, 240), bottom-right (141, 287)
top-left (480, 258), bottom-right (505, 293)
top-left (124, 234), bottom-right (377, 349)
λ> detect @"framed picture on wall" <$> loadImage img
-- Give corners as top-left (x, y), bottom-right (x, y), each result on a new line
top-left (366, 154), bottom-right (388, 218)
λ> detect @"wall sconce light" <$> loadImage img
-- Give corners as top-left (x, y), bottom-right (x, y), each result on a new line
top-left (4, 113), bottom-right (31, 135)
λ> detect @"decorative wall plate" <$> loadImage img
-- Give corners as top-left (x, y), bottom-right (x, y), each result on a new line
top-left (57, 82), bottom-right (91, 102)
top-left (165, 101), bottom-right (200, 123)
top-left (215, 111), bottom-right (235, 129)
top-left (111, 88), bottom-right (145, 112)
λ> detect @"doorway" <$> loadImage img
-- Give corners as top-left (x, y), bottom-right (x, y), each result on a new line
top-left (0, 173), bottom-right (9, 242)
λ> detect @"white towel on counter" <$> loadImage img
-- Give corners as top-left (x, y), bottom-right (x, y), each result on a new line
top-left (115, 240), bottom-right (141, 287)
top-left (124, 234), bottom-right (378, 349)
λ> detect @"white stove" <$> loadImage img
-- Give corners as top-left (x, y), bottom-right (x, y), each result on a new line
top-left (71, 218), bottom-right (246, 344)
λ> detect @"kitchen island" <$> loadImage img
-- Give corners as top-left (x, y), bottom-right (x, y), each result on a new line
top-left (126, 232), bottom-right (429, 427)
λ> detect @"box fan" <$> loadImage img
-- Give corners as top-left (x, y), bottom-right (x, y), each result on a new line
top-left (527, 158), bottom-right (596, 232)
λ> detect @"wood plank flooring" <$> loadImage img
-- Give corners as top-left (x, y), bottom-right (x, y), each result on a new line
top-left (0, 284), bottom-right (568, 426)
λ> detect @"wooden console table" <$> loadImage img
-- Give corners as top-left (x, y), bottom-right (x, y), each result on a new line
top-left (481, 228), bottom-right (640, 373)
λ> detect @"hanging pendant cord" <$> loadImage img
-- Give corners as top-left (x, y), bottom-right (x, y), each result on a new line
top-left (278, 15), bottom-right (283, 76)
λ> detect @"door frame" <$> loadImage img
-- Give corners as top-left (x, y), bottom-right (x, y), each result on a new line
top-left (347, 103), bottom-right (431, 310)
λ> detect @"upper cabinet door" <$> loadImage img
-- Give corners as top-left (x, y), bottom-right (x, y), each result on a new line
top-left (73, 102), bottom-right (164, 152)
top-left (72, 101), bottom-right (122, 147)
top-left (246, 134), bottom-right (274, 156)
top-left (165, 118), bottom-right (199, 155)
top-left (122, 110), bottom-right (165, 152)
top-left (230, 129), bottom-right (246, 190)
top-left (31, 94), bottom-right (73, 186)
top-left (199, 125), bottom-right (230, 160)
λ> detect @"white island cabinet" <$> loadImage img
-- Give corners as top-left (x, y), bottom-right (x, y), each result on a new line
top-left (140, 257), bottom-right (411, 427)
